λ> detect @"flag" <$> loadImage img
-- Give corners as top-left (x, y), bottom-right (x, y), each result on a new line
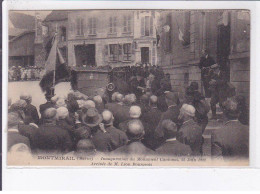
top-left (39, 35), bottom-right (70, 92)
top-left (45, 35), bottom-right (58, 73)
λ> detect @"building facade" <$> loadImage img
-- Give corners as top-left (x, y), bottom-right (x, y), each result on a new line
top-left (67, 10), bottom-right (159, 68)
top-left (34, 11), bottom-right (68, 67)
top-left (158, 10), bottom-right (250, 101)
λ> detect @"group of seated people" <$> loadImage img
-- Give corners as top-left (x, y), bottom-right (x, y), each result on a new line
top-left (7, 82), bottom-right (249, 160)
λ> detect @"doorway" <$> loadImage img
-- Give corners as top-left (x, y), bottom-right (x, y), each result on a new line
top-left (141, 47), bottom-right (149, 64)
top-left (75, 44), bottom-right (96, 67)
top-left (217, 23), bottom-right (231, 81)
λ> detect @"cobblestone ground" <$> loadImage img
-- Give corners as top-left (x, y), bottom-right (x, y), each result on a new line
top-left (8, 81), bottom-right (222, 156)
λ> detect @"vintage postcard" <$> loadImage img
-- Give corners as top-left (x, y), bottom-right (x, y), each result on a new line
top-left (6, 8), bottom-right (250, 167)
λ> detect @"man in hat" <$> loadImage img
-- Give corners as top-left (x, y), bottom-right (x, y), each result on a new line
top-left (177, 104), bottom-right (203, 156)
top-left (92, 110), bottom-right (128, 152)
top-left (211, 98), bottom-right (249, 160)
top-left (199, 49), bottom-right (216, 97)
top-left (156, 119), bottom-right (192, 156)
top-left (154, 92), bottom-right (181, 145)
top-left (112, 119), bottom-right (154, 156)
top-left (19, 108), bottom-right (73, 153)
top-left (20, 93), bottom-right (39, 125)
top-left (209, 63), bottom-right (229, 120)
top-left (8, 112), bottom-right (30, 151)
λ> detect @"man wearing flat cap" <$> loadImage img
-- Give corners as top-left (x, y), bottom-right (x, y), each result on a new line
top-left (156, 120), bottom-right (192, 156)
top-left (112, 119), bottom-right (154, 156)
top-left (154, 92), bottom-right (181, 147)
top-left (177, 104), bottom-right (203, 156)
top-left (20, 93), bottom-right (39, 125)
top-left (211, 98), bottom-right (249, 160)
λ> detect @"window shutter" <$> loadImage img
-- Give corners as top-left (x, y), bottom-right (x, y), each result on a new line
top-left (109, 17), bottom-right (113, 33)
top-left (123, 16), bottom-right (127, 32)
top-left (93, 18), bottom-right (97, 34)
top-left (128, 15), bottom-right (131, 32)
top-left (119, 44), bottom-right (123, 61)
top-left (88, 18), bottom-right (91, 34)
top-left (81, 18), bottom-right (84, 35)
top-left (141, 17), bottom-right (145, 36)
top-left (114, 17), bottom-right (117, 33)
top-left (150, 17), bottom-right (153, 36)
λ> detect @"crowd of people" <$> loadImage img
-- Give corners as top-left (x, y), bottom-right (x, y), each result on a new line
top-left (7, 71), bottom-right (249, 160)
top-left (8, 66), bottom-right (45, 81)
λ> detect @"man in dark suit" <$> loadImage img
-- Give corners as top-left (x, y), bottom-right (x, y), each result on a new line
top-left (141, 95), bottom-right (162, 149)
top-left (156, 119), bottom-right (192, 156)
top-left (7, 112), bottom-right (30, 151)
top-left (211, 98), bottom-right (249, 160)
top-left (105, 93), bottom-right (130, 128)
top-left (209, 64), bottom-right (229, 120)
top-left (19, 108), bottom-right (73, 153)
top-left (112, 119), bottom-right (154, 156)
top-left (39, 92), bottom-right (55, 119)
top-left (199, 49), bottom-right (216, 97)
top-left (154, 92), bottom-right (181, 145)
top-left (20, 93), bottom-right (39, 125)
top-left (92, 110), bottom-right (128, 152)
top-left (177, 104), bottom-right (203, 156)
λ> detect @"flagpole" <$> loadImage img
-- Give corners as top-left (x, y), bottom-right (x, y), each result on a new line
top-left (53, 23), bottom-right (58, 87)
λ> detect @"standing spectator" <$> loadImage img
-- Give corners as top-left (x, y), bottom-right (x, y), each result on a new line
top-left (155, 92), bottom-right (180, 143)
top-left (39, 90), bottom-right (56, 118)
top-left (119, 105), bottom-right (142, 132)
top-left (19, 108), bottom-right (73, 153)
top-left (211, 98), bottom-right (249, 160)
top-left (177, 104), bottom-right (203, 156)
top-left (7, 112), bottom-right (30, 151)
top-left (156, 120), bottom-right (192, 156)
top-left (112, 119), bottom-right (154, 156)
top-left (20, 93), bottom-right (39, 125)
top-left (199, 49), bottom-right (216, 97)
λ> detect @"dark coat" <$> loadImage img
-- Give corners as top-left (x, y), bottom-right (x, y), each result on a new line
top-left (8, 130), bottom-right (30, 151)
top-left (156, 138), bottom-right (192, 156)
top-left (39, 101), bottom-right (55, 117)
top-left (211, 120), bottom-right (249, 159)
top-left (199, 55), bottom-right (215, 70)
top-left (141, 107), bottom-right (162, 149)
top-left (91, 126), bottom-right (128, 152)
top-left (24, 103), bottom-right (40, 125)
top-left (18, 122), bottom-right (73, 153)
top-left (177, 119), bottom-right (203, 156)
top-left (111, 141), bottom-right (155, 156)
top-left (154, 105), bottom-right (180, 141)
top-left (105, 103), bottom-right (130, 128)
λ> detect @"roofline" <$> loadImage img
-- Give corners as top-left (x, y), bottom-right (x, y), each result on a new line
top-left (9, 30), bottom-right (35, 42)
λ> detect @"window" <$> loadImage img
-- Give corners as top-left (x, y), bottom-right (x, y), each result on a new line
top-left (89, 17), bottom-right (97, 35)
top-left (76, 18), bottom-right (84, 36)
top-left (123, 15), bottom-right (131, 33)
top-left (109, 44), bottom-right (119, 61)
top-left (141, 16), bottom-right (153, 36)
top-left (60, 26), bottom-right (66, 41)
top-left (123, 43), bottom-right (132, 61)
top-left (109, 16), bottom-right (117, 34)
top-left (183, 11), bottom-right (191, 46)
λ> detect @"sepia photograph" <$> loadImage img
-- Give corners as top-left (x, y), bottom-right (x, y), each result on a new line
top-left (6, 9), bottom-right (250, 166)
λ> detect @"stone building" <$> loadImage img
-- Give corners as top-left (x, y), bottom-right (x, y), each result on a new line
top-left (67, 10), bottom-right (159, 68)
top-left (158, 10), bottom-right (250, 101)
top-left (34, 11), bottom-right (69, 67)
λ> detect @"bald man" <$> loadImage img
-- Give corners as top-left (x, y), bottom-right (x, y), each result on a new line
top-left (112, 119), bottom-right (154, 156)
top-left (91, 110), bottom-right (128, 152)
